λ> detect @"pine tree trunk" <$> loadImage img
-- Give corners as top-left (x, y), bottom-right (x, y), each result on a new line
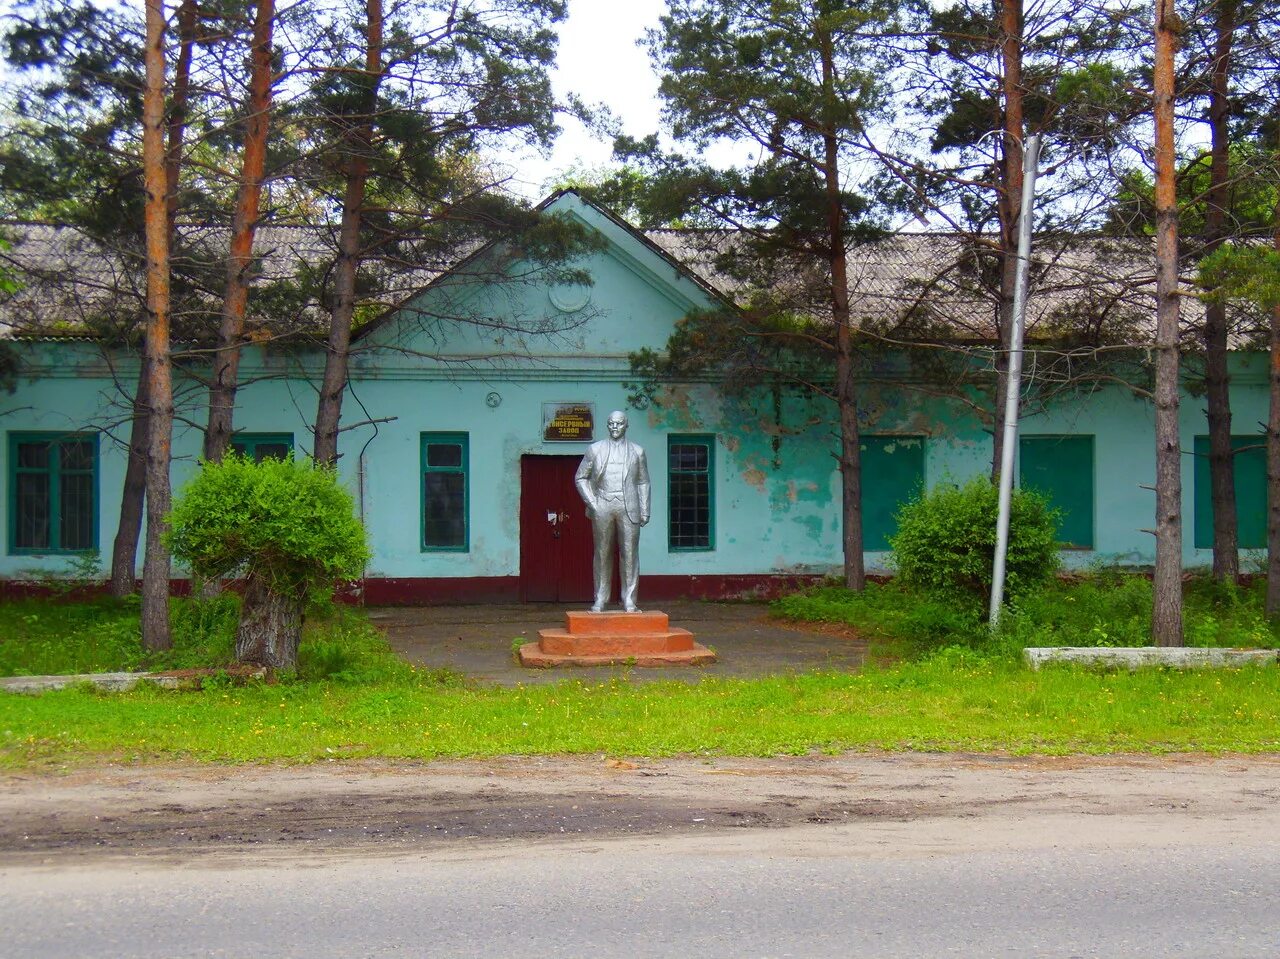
top-left (991, 0), bottom-right (1025, 481)
top-left (837, 342), bottom-right (864, 590)
top-left (1151, 0), bottom-right (1183, 646)
top-left (111, 1), bottom-right (194, 595)
top-left (109, 355), bottom-right (148, 596)
top-left (165, 0), bottom-right (198, 228)
top-left (313, 0), bottom-right (382, 467)
top-left (1203, 0), bottom-right (1238, 581)
top-left (205, 0), bottom-right (276, 463)
top-left (989, 344), bottom-right (1009, 482)
top-left (235, 572), bottom-right (304, 670)
top-left (140, 0), bottom-right (173, 652)
top-left (1264, 200), bottom-right (1280, 617)
top-left (1205, 301), bottom-right (1237, 580)
top-left (819, 27), bottom-right (864, 591)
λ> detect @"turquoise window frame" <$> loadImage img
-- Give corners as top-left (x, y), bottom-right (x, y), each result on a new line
top-left (420, 432), bottom-right (469, 552)
top-left (668, 434), bottom-right (715, 552)
top-left (861, 435), bottom-right (926, 551)
top-left (230, 432), bottom-right (294, 462)
top-left (1193, 435), bottom-right (1266, 550)
top-left (1019, 434), bottom-right (1095, 549)
top-left (8, 431), bottom-right (100, 555)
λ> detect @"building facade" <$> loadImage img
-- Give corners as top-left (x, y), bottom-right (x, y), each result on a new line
top-left (1, 192), bottom-right (1270, 601)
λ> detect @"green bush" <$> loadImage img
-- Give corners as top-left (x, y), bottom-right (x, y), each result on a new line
top-left (775, 568), bottom-right (1280, 661)
top-left (890, 478), bottom-right (1060, 605)
top-left (167, 454), bottom-right (369, 602)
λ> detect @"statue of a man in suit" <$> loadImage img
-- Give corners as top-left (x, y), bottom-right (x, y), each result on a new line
top-left (575, 410), bottom-right (650, 613)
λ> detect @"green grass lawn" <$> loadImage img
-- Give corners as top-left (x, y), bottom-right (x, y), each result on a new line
top-left (2, 653), bottom-right (1277, 766)
top-left (0, 594), bottom-right (413, 683)
top-left (1, 576), bottom-right (1278, 768)
top-left (0, 594), bottom-right (238, 675)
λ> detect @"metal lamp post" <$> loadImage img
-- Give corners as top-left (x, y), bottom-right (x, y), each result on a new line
top-left (989, 133), bottom-right (1042, 629)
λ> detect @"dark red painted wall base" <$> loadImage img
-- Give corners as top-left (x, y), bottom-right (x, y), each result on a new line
top-left (640, 574), bottom-right (825, 601)
top-left (346, 577), bottom-right (522, 606)
top-left (1, 574), bottom-right (832, 606)
top-left (346, 574), bottom-right (828, 605)
top-left (0, 579), bottom-right (193, 601)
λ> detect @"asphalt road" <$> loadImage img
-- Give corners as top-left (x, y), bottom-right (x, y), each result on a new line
top-left (4, 827), bottom-right (1277, 958)
top-left (3, 754), bottom-right (1279, 958)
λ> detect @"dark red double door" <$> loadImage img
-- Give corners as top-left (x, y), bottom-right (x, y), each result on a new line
top-left (519, 455), bottom-right (593, 603)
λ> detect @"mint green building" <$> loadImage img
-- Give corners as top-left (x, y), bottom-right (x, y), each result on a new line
top-left (1, 192), bottom-right (1269, 601)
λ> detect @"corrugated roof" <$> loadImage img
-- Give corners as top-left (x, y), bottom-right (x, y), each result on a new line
top-left (0, 214), bottom-right (1263, 350)
top-left (0, 221), bottom-right (451, 343)
top-left (643, 228), bottom-right (1252, 349)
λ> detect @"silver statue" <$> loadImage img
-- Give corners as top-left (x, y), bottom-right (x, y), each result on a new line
top-left (575, 410), bottom-right (651, 613)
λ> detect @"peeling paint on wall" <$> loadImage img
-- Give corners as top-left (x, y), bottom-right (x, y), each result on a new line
top-left (797, 514), bottom-right (824, 543)
top-left (789, 479), bottom-right (821, 501)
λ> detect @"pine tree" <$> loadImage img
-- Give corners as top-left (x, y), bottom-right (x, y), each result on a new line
top-left (1152, 0), bottom-right (1184, 646)
top-left (140, 0), bottom-right (174, 651)
top-left (881, 0), bottom-right (1149, 479)
top-left (615, 0), bottom-right (915, 590)
top-left (300, 0), bottom-right (576, 466)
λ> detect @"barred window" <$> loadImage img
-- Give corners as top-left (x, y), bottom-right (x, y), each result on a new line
top-left (231, 433), bottom-right (293, 463)
top-left (668, 435), bottom-right (714, 551)
top-left (422, 433), bottom-right (468, 550)
top-left (9, 433), bottom-right (98, 554)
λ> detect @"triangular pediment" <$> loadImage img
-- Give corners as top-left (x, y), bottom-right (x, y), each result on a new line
top-left (353, 191), bottom-right (722, 374)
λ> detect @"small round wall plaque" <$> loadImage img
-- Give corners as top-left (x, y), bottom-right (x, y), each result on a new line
top-left (485, 391), bottom-right (502, 408)
top-left (548, 285), bottom-right (590, 313)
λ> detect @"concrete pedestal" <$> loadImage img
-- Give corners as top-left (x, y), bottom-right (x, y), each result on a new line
top-left (519, 610), bottom-right (717, 668)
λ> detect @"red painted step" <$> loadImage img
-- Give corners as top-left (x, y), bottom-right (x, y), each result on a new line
top-left (519, 610), bottom-right (717, 669)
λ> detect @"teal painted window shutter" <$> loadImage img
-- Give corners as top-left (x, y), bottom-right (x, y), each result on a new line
top-left (230, 433), bottom-right (293, 462)
top-left (861, 435), bottom-right (925, 550)
top-left (1193, 435), bottom-right (1266, 549)
top-left (668, 435), bottom-right (714, 550)
top-left (1019, 435), bottom-right (1094, 548)
top-left (8, 432), bottom-right (99, 554)
top-left (421, 433), bottom-right (469, 551)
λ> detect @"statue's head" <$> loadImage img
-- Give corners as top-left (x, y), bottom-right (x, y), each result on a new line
top-left (606, 410), bottom-right (628, 440)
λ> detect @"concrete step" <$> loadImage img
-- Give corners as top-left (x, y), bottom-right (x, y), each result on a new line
top-left (521, 609), bottom-right (716, 668)
top-left (564, 611), bottom-right (669, 634)
top-left (537, 627), bottom-right (695, 656)
top-left (518, 645), bottom-right (717, 669)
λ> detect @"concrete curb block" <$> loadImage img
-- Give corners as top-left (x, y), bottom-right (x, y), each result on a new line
top-left (1024, 647), bottom-right (1279, 670)
top-left (0, 668), bottom-right (267, 694)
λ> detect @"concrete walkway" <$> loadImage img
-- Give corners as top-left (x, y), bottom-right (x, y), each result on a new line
top-left (371, 601), bottom-right (867, 685)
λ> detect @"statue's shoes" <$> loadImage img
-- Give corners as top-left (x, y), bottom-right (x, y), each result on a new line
top-left (623, 606), bottom-right (640, 613)
top-left (589, 605), bottom-right (604, 613)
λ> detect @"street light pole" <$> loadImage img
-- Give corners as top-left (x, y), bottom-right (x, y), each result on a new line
top-left (989, 133), bottom-right (1042, 630)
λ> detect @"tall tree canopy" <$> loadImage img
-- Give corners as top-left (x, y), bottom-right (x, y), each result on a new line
top-left (616, 0), bottom-right (915, 590)
top-left (272, 0), bottom-right (592, 464)
top-left (0, 0), bottom-right (596, 629)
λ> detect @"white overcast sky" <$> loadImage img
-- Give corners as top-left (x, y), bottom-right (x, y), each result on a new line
top-left (501, 0), bottom-right (668, 199)
top-left (0, 0), bottom-right (671, 200)
top-left (5, 0), bottom-right (1158, 214)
